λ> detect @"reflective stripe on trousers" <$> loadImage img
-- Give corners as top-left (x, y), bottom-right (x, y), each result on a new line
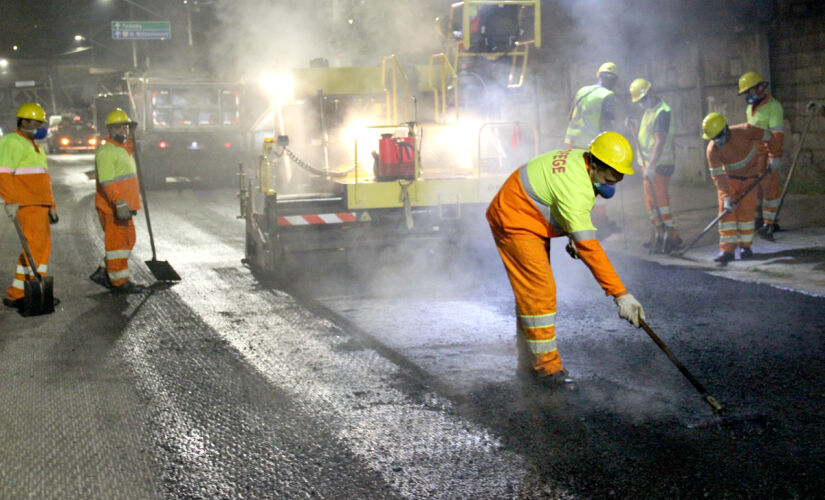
top-left (493, 234), bottom-right (563, 377)
top-left (717, 178), bottom-right (757, 252)
top-left (97, 207), bottom-right (136, 287)
top-left (6, 205), bottom-right (51, 301)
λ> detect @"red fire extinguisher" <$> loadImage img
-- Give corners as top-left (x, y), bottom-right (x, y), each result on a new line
top-left (374, 132), bottom-right (416, 181)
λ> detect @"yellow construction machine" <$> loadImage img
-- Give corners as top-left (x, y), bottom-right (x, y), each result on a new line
top-left (240, 0), bottom-right (542, 277)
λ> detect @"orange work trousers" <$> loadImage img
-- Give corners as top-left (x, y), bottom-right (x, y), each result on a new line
top-left (717, 177), bottom-right (758, 253)
top-left (97, 208), bottom-right (136, 287)
top-left (493, 235), bottom-right (563, 377)
top-left (759, 170), bottom-right (781, 225)
top-left (643, 174), bottom-right (680, 241)
top-left (6, 205), bottom-right (51, 301)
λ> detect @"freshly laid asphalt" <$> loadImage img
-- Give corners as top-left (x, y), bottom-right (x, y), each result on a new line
top-left (0, 155), bottom-right (823, 498)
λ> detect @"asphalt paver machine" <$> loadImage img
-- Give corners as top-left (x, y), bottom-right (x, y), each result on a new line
top-left (240, 1), bottom-right (542, 277)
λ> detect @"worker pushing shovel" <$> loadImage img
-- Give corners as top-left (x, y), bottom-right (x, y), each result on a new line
top-left (685, 113), bottom-right (779, 266)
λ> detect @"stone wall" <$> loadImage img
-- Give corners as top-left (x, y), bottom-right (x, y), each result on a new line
top-left (770, 0), bottom-right (825, 192)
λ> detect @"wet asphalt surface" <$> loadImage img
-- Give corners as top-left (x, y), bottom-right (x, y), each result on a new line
top-left (1, 156), bottom-right (823, 498)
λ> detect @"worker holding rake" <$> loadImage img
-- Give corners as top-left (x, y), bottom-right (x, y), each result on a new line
top-left (487, 131), bottom-right (646, 388)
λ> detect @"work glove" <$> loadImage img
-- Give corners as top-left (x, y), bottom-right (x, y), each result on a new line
top-left (115, 200), bottom-right (132, 221)
top-left (723, 196), bottom-right (736, 212)
top-left (4, 203), bottom-right (18, 219)
top-left (48, 208), bottom-right (59, 225)
top-left (615, 293), bottom-right (645, 328)
top-left (768, 157), bottom-right (782, 173)
top-left (565, 238), bottom-right (580, 260)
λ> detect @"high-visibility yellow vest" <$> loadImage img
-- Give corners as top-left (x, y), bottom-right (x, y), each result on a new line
top-left (747, 95), bottom-right (784, 133)
top-left (521, 148), bottom-right (597, 241)
top-left (638, 99), bottom-right (674, 166)
top-left (564, 85), bottom-right (613, 148)
top-left (0, 131), bottom-right (53, 206)
top-left (94, 141), bottom-right (141, 213)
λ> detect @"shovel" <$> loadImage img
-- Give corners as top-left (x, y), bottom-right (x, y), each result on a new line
top-left (11, 216), bottom-right (54, 316)
top-left (130, 125), bottom-right (181, 282)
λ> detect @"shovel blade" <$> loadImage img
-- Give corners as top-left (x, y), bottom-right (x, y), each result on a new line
top-left (22, 275), bottom-right (54, 316)
top-left (145, 259), bottom-right (181, 282)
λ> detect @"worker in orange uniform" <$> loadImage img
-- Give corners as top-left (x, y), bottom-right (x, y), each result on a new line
top-left (628, 78), bottom-right (682, 252)
top-left (565, 62), bottom-right (621, 236)
top-left (89, 108), bottom-right (145, 293)
top-left (702, 112), bottom-right (774, 266)
top-left (486, 131), bottom-right (646, 387)
top-left (0, 102), bottom-right (58, 309)
top-left (738, 71), bottom-right (784, 236)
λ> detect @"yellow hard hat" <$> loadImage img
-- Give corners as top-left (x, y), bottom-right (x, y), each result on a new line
top-left (629, 78), bottom-right (651, 102)
top-left (105, 108), bottom-right (132, 126)
top-left (597, 62), bottom-right (619, 78)
top-left (702, 112), bottom-right (727, 140)
top-left (738, 71), bottom-right (764, 95)
top-left (589, 131), bottom-right (634, 175)
top-left (16, 102), bottom-right (46, 122)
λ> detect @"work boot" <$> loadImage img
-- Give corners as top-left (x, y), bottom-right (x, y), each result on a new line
top-left (3, 297), bottom-right (22, 309)
top-left (111, 281), bottom-right (147, 294)
top-left (757, 224), bottom-right (776, 241)
top-left (713, 251), bottom-right (735, 266)
top-left (535, 369), bottom-right (576, 390)
top-left (754, 213), bottom-right (764, 230)
top-left (667, 237), bottom-right (684, 254)
top-left (740, 247), bottom-right (753, 259)
top-left (89, 266), bottom-right (111, 289)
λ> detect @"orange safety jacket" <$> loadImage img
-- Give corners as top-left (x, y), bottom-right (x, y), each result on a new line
top-left (706, 124), bottom-right (772, 196)
top-left (488, 149), bottom-right (626, 297)
top-left (94, 140), bottom-right (141, 215)
top-left (0, 130), bottom-right (55, 207)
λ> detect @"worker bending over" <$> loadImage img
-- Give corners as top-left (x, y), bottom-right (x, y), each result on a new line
top-left (487, 131), bottom-right (646, 387)
top-left (0, 102), bottom-right (59, 309)
top-left (702, 112), bottom-right (774, 266)
top-left (89, 108), bottom-right (145, 293)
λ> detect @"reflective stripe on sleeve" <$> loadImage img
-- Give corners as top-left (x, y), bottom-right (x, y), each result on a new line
top-left (0, 166), bottom-right (14, 174)
top-left (99, 173), bottom-right (137, 186)
top-left (709, 166), bottom-right (725, 176)
top-left (570, 230), bottom-right (597, 242)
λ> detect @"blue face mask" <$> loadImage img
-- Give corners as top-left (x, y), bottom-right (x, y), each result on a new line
top-left (594, 182), bottom-right (615, 199)
top-left (713, 126), bottom-right (731, 147)
top-left (745, 94), bottom-right (762, 106)
top-left (33, 127), bottom-right (48, 140)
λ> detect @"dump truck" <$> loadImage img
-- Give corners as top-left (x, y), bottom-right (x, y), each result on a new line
top-left (240, 0), bottom-right (542, 277)
top-left (95, 72), bottom-right (252, 188)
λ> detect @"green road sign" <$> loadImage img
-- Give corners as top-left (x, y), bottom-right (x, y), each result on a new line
top-left (111, 21), bottom-right (171, 40)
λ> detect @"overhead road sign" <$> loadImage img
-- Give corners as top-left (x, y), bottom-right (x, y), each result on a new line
top-left (112, 21), bottom-right (171, 40)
